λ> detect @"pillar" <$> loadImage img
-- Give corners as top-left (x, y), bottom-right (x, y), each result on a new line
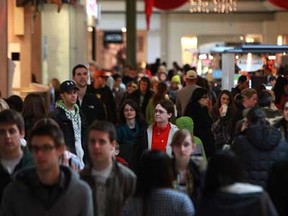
top-left (126, 0), bottom-right (136, 68)
top-left (222, 53), bottom-right (235, 90)
top-left (0, 0), bottom-right (8, 97)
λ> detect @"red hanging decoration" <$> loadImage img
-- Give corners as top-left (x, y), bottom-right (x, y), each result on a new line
top-left (268, 0), bottom-right (288, 9)
top-left (145, 0), bottom-right (154, 30)
top-left (154, 0), bottom-right (188, 10)
top-left (145, 0), bottom-right (188, 30)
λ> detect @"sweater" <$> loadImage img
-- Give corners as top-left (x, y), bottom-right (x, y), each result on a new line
top-left (1, 166), bottom-right (93, 216)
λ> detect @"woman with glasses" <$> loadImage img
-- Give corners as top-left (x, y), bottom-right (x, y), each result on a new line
top-left (184, 88), bottom-right (215, 158)
top-left (116, 100), bottom-right (147, 166)
top-left (133, 99), bottom-right (178, 168)
top-left (145, 82), bottom-right (169, 125)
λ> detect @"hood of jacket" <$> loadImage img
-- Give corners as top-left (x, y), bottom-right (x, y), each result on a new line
top-left (245, 125), bottom-right (281, 151)
top-left (14, 166), bottom-right (77, 191)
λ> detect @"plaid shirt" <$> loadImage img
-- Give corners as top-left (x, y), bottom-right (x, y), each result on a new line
top-left (122, 188), bottom-right (195, 216)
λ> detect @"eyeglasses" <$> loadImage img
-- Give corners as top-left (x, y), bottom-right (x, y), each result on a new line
top-left (201, 95), bottom-right (209, 99)
top-left (29, 144), bottom-right (56, 153)
top-left (154, 109), bottom-right (167, 114)
top-left (124, 108), bottom-right (135, 112)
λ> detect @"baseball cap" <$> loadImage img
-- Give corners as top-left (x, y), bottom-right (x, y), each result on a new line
top-left (60, 80), bottom-right (79, 93)
top-left (238, 75), bottom-right (248, 84)
top-left (94, 70), bottom-right (109, 78)
top-left (186, 70), bottom-right (197, 80)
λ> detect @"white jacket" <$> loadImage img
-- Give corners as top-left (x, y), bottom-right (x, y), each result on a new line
top-left (146, 123), bottom-right (179, 156)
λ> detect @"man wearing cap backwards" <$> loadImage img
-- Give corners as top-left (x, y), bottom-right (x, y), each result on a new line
top-left (231, 75), bottom-right (249, 98)
top-left (49, 80), bottom-right (87, 167)
top-left (176, 70), bottom-right (200, 117)
top-left (88, 71), bottom-right (117, 124)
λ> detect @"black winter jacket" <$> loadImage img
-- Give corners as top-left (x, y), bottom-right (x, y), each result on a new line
top-left (77, 92), bottom-right (106, 126)
top-left (232, 124), bottom-right (288, 188)
top-left (48, 108), bottom-right (87, 161)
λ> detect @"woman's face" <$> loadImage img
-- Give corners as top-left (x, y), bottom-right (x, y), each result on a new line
top-left (198, 94), bottom-right (209, 107)
top-left (172, 134), bottom-right (194, 160)
top-left (283, 102), bottom-right (288, 122)
top-left (244, 93), bottom-right (258, 108)
top-left (123, 104), bottom-right (136, 120)
top-left (220, 93), bottom-right (230, 106)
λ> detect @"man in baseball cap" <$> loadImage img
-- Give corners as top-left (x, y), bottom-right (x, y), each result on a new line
top-left (176, 69), bottom-right (200, 116)
top-left (186, 70), bottom-right (198, 80)
top-left (49, 80), bottom-right (87, 167)
top-left (60, 80), bottom-right (79, 93)
top-left (231, 75), bottom-right (249, 98)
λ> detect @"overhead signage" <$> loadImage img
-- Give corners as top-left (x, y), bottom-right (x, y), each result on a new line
top-left (237, 54), bottom-right (264, 72)
top-left (103, 31), bottom-right (123, 44)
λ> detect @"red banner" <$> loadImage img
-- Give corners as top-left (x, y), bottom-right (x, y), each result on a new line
top-left (268, 0), bottom-right (288, 9)
top-left (145, 0), bottom-right (188, 29)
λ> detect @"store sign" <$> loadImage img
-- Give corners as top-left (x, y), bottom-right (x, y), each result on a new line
top-left (103, 31), bottom-right (123, 44)
top-left (237, 54), bottom-right (264, 72)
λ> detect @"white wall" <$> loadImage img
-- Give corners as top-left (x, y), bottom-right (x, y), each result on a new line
top-left (42, 4), bottom-right (87, 84)
top-left (42, 4), bottom-right (70, 84)
top-left (166, 13), bottom-right (275, 67)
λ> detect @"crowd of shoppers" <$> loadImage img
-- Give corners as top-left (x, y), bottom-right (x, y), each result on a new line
top-left (1, 61), bottom-right (288, 216)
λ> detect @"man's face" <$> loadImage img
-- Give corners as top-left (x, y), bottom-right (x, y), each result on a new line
top-left (0, 124), bottom-right (23, 156)
top-left (73, 67), bottom-right (88, 88)
top-left (30, 135), bottom-right (64, 173)
top-left (88, 130), bottom-right (115, 166)
top-left (95, 76), bottom-right (107, 87)
top-left (240, 80), bottom-right (249, 90)
top-left (113, 78), bottom-right (122, 88)
top-left (139, 81), bottom-right (148, 94)
top-left (60, 90), bottom-right (78, 107)
top-left (153, 104), bottom-right (171, 124)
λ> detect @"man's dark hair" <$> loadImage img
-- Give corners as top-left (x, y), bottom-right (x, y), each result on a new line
top-left (112, 73), bottom-right (122, 81)
top-left (238, 75), bottom-right (248, 84)
top-left (139, 77), bottom-right (151, 91)
top-left (155, 99), bottom-right (175, 116)
top-left (203, 150), bottom-right (243, 195)
top-left (0, 109), bottom-right (24, 132)
top-left (135, 150), bottom-right (173, 197)
top-left (258, 90), bottom-right (272, 107)
top-left (72, 64), bottom-right (87, 77)
top-left (87, 120), bottom-right (116, 142)
top-left (5, 95), bottom-right (23, 113)
top-left (29, 118), bottom-right (65, 148)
